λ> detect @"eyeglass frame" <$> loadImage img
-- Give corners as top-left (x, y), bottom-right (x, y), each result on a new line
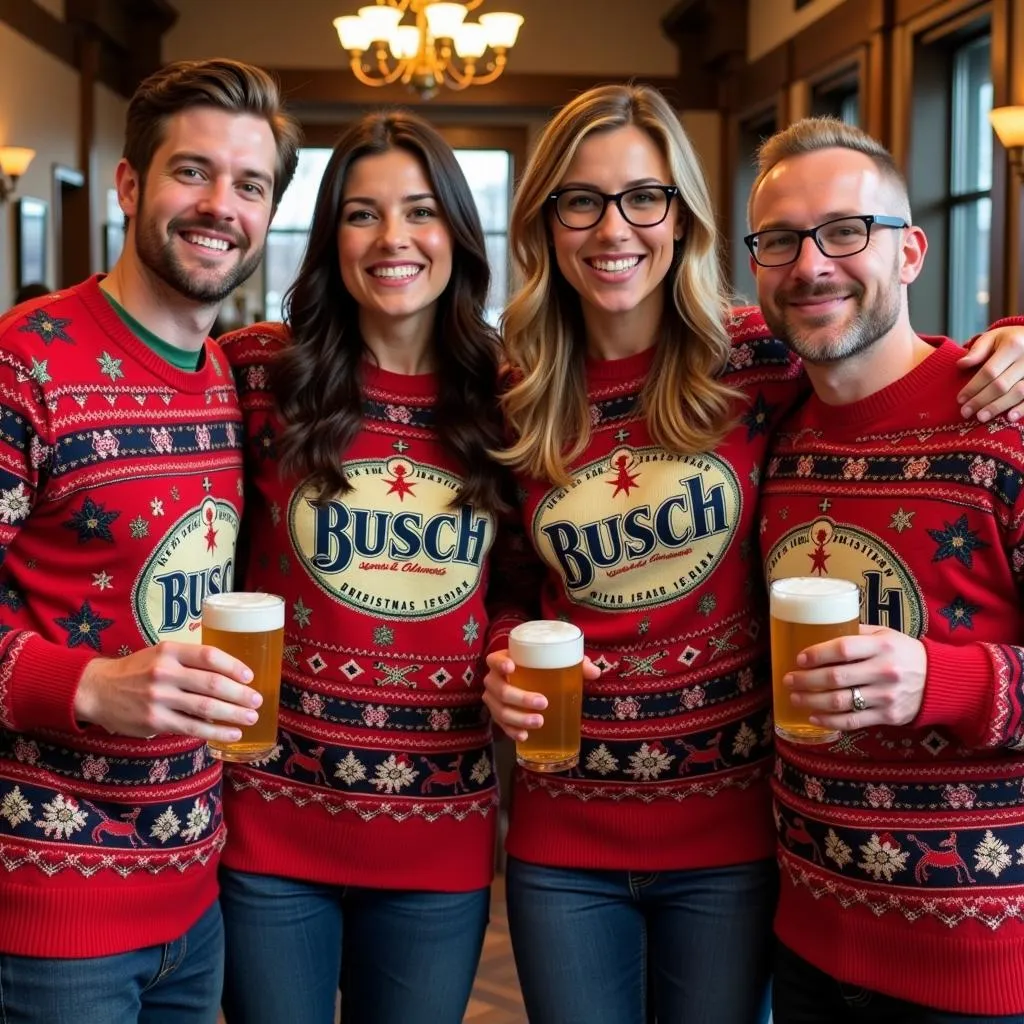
top-left (743, 214), bottom-right (910, 268)
top-left (547, 185), bottom-right (681, 230)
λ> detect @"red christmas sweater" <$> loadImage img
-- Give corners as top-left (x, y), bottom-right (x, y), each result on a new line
top-left (219, 323), bottom-right (499, 892)
top-left (760, 339), bottom-right (1024, 1015)
top-left (0, 275), bottom-right (242, 957)
top-left (490, 308), bottom-right (807, 871)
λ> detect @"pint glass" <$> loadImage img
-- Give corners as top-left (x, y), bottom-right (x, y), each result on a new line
top-left (203, 592), bottom-right (285, 763)
top-left (770, 577), bottom-right (860, 745)
top-left (509, 620), bottom-right (584, 772)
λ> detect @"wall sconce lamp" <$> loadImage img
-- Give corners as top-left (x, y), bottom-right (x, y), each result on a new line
top-left (0, 147), bottom-right (36, 203)
top-left (990, 107), bottom-right (1024, 184)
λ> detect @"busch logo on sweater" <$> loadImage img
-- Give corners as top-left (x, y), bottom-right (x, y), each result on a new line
top-left (765, 515), bottom-right (926, 635)
top-left (289, 458), bottom-right (494, 619)
top-left (135, 495), bottom-right (238, 638)
top-left (533, 446), bottom-right (741, 610)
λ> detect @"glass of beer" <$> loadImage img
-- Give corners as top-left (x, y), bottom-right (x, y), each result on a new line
top-left (770, 577), bottom-right (860, 745)
top-left (203, 592), bottom-right (285, 763)
top-left (509, 620), bottom-right (584, 772)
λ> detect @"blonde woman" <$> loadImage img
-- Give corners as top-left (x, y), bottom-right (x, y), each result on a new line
top-left (482, 85), bottom-right (1024, 1024)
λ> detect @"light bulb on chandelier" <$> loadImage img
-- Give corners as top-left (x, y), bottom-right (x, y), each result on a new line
top-left (334, 0), bottom-right (524, 99)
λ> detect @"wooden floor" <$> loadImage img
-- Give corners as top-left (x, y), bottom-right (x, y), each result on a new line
top-left (463, 878), bottom-right (528, 1023)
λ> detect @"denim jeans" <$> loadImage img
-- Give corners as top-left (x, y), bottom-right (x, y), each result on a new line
top-left (505, 855), bottom-right (777, 1024)
top-left (219, 868), bottom-right (489, 1024)
top-left (0, 901), bottom-right (223, 1024)
top-left (774, 942), bottom-right (1024, 1023)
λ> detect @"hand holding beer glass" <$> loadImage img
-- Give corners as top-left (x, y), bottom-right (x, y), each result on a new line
top-left (770, 577), bottom-right (860, 744)
top-left (203, 592), bottom-right (285, 763)
top-left (507, 621), bottom-right (584, 772)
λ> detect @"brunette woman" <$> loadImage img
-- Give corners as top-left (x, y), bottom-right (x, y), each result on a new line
top-left (218, 111), bottom-right (508, 1024)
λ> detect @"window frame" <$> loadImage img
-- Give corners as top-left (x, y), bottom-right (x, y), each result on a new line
top-left (729, 103), bottom-right (780, 304)
top-left (808, 59), bottom-right (863, 125)
top-left (946, 32), bottom-right (993, 340)
top-left (436, 126), bottom-right (525, 327)
top-left (901, 4), bottom-right (993, 336)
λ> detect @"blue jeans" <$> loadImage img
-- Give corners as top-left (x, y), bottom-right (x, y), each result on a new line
top-left (0, 901), bottom-right (223, 1024)
top-left (219, 868), bottom-right (489, 1024)
top-left (506, 855), bottom-right (777, 1024)
top-left (774, 942), bottom-right (1024, 1023)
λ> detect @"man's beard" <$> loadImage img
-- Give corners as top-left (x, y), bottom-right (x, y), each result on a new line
top-left (134, 198), bottom-right (265, 305)
top-left (762, 274), bottom-right (900, 366)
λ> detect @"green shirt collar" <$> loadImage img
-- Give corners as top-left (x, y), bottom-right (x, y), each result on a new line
top-left (100, 290), bottom-right (203, 371)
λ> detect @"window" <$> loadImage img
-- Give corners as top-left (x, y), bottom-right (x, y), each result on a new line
top-left (838, 91), bottom-right (860, 127)
top-left (263, 148), bottom-right (333, 322)
top-left (453, 150), bottom-right (511, 325)
top-left (811, 69), bottom-right (860, 126)
top-left (906, 17), bottom-right (991, 337)
top-left (261, 146), bottom-right (512, 326)
top-left (947, 35), bottom-right (992, 340)
top-left (103, 188), bottom-right (125, 272)
top-left (731, 112), bottom-right (777, 304)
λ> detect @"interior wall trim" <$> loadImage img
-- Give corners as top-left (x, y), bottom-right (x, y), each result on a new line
top-left (1, 0), bottom-right (173, 98)
top-left (269, 67), bottom-right (682, 114)
top-left (0, 0), bottom-right (75, 68)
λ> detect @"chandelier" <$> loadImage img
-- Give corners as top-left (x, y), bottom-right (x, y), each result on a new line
top-left (334, 1), bottom-right (524, 99)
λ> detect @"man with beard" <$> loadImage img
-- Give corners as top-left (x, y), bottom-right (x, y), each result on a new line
top-left (0, 59), bottom-right (298, 1022)
top-left (750, 118), bottom-right (1024, 1022)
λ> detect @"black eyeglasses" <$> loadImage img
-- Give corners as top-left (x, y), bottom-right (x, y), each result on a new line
top-left (547, 185), bottom-right (680, 230)
top-left (744, 214), bottom-right (909, 267)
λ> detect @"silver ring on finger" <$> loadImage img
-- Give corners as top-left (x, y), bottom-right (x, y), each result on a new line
top-left (850, 686), bottom-right (867, 713)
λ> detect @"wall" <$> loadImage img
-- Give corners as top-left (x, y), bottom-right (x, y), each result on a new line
top-left (748, 0), bottom-right (846, 61)
top-left (0, 20), bottom-right (78, 310)
top-left (682, 110), bottom-right (721, 213)
top-left (93, 84), bottom-right (129, 274)
top-left (163, 0), bottom-right (679, 76)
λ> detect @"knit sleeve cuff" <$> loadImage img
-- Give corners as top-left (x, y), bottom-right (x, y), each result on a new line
top-left (6, 634), bottom-right (95, 734)
top-left (959, 315), bottom-right (1024, 350)
top-left (915, 637), bottom-right (994, 745)
top-left (987, 316), bottom-right (1024, 331)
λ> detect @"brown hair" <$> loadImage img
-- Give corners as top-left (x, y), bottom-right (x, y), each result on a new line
top-left (271, 111), bottom-right (509, 514)
top-left (123, 58), bottom-right (301, 206)
top-left (749, 117), bottom-right (911, 227)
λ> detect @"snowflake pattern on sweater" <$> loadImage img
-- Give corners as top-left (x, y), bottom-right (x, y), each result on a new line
top-left (219, 323), bottom-right (500, 893)
top-left (761, 339), bottom-right (1024, 1015)
top-left (0, 276), bottom-right (242, 958)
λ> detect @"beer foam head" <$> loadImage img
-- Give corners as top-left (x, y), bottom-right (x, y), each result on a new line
top-left (508, 620), bottom-right (584, 669)
top-left (770, 576), bottom-right (860, 625)
top-left (203, 592), bottom-right (285, 632)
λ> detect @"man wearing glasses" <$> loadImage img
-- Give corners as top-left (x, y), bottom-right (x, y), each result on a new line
top-left (749, 118), bottom-right (1024, 1022)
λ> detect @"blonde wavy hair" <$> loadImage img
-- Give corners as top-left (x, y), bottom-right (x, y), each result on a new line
top-left (497, 84), bottom-right (742, 485)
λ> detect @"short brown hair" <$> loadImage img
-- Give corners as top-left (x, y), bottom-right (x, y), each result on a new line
top-left (123, 58), bottom-right (301, 206)
top-left (748, 117), bottom-right (911, 227)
